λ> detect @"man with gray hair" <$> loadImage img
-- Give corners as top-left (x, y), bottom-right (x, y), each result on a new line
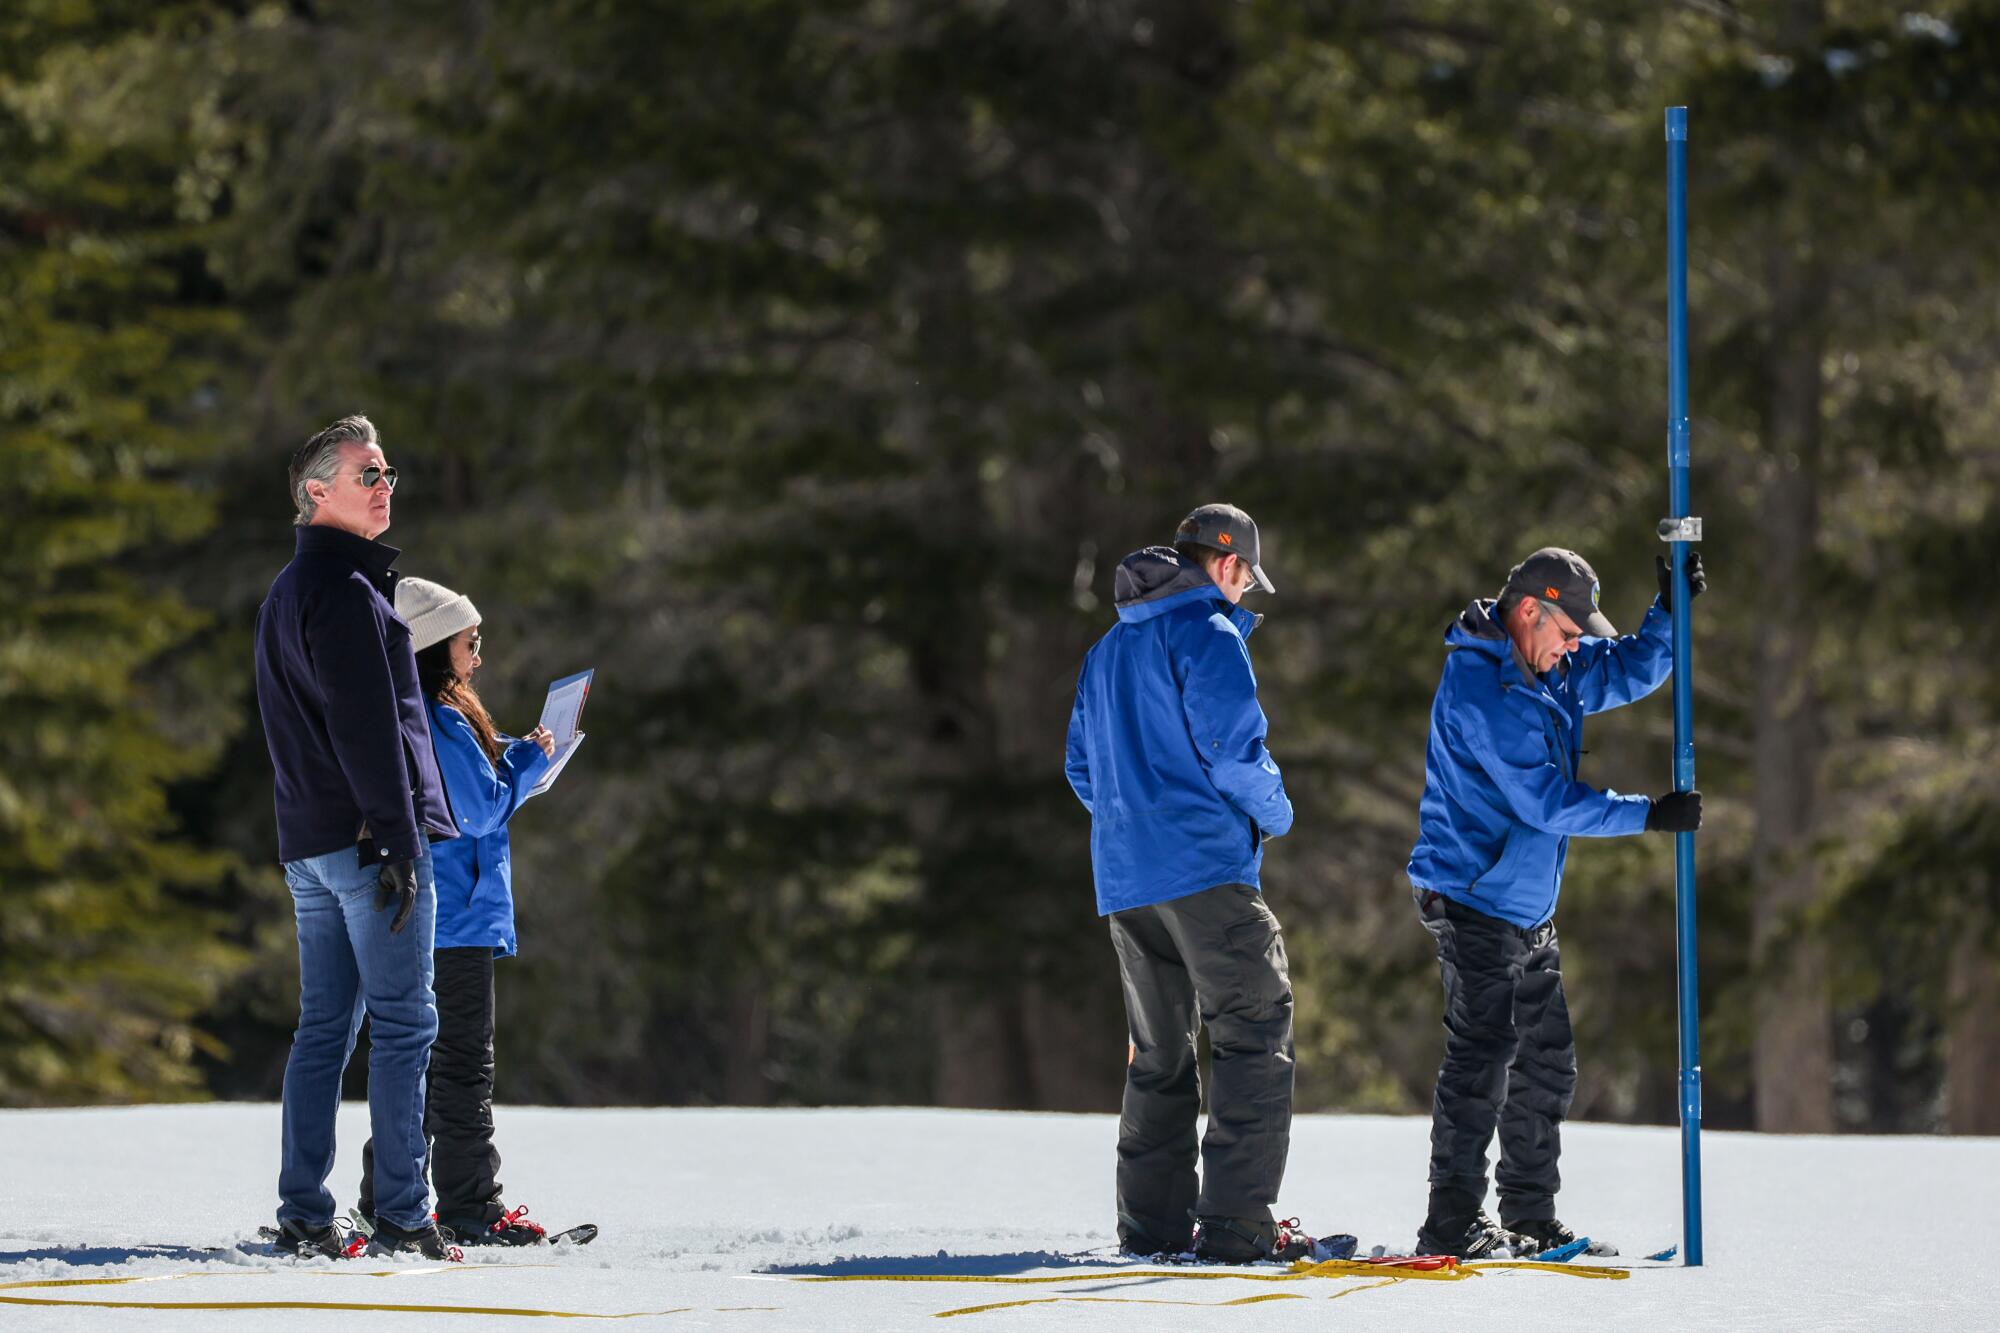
top-left (254, 414), bottom-right (459, 1260)
top-left (1406, 546), bottom-right (1706, 1259)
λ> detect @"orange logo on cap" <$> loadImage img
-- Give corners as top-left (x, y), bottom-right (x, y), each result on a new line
top-left (1544, 585), bottom-right (1560, 600)
top-left (1218, 533), bottom-right (1234, 546)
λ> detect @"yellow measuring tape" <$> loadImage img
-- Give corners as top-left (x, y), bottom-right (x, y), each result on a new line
top-left (0, 1254), bottom-right (1624, 1318)
top-left (0, 1271), bottom-right (770, 1319)
top-left (791, 1255), bottom-right (1627, 1316)
top-left (792, 1256), bottom-right (1629, 1285)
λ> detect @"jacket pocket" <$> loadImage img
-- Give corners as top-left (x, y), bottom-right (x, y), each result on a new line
top-left (1472, 824), bottom-right (1560, 910)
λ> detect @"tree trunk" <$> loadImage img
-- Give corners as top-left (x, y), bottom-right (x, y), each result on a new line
top-left (1750, 2), bottom-right (1834, 1132)
top-left (1946, 925), bottom-right (2000, 1134)
top-left (720, 983), bottom-right (773, 1107)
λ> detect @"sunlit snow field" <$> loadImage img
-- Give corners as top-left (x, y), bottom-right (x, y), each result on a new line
top-left (1, 1104), bottom-right (1990, 1329)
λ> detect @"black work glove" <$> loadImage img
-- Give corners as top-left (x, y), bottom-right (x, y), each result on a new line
top-left (1646, 790), bottom-right (1704, 833)
top-left (375, 859), bottom-right (418, 933)
top-left (1655, 550), bottom-right (1707, 614)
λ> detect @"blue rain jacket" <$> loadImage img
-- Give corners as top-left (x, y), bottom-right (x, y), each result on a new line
top-left (427, 700), bottom-right (553, 957)
top-left (1407, 597), bottom-right (1674, 928)
top-left (1066, 548), bottom-right (1294, 916)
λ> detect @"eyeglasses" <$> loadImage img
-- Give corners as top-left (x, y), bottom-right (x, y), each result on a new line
top-left (1538, 599), bottom-right (1584, 645)
top-left (467, 633), bottom-right (483, 656)
top-left (357, 465), bottom-right (399, 491)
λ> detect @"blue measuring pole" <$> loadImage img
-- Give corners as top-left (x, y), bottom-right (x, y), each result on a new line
top-left (1663, 104), bottom-right (1704, 1268)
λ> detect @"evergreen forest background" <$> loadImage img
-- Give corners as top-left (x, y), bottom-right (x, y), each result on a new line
top-left (5, 0), bottom-right (1997, 1135)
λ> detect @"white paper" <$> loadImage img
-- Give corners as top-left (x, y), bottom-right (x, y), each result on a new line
top-left (527, 669), bottom-right (593, 798)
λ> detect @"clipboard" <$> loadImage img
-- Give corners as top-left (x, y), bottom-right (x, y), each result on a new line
top-left (526, 668), bottom-right (592, 798)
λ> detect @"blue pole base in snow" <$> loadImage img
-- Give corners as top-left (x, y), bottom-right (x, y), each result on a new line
top-left (1680, 1064), bottom-right (1704, 1266)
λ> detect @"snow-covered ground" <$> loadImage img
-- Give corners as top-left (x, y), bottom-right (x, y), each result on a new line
top-left (0, 1103), bottom-right (1989, 1329)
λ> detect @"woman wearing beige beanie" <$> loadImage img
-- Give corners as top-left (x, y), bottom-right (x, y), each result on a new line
top-left (354, 575), bottom-right (558, 1246)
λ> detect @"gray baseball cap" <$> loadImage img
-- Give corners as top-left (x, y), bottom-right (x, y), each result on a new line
top-left (1503, 547), bottom-right (1616, 637)
top-left (1174, 503), bottom-right (1275, 594)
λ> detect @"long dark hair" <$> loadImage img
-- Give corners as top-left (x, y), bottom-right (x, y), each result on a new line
top-left (415, 638), bottom-right (503, 764)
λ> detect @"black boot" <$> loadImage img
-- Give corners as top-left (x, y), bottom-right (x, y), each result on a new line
top-left (1415, 1209), bottom-right (1537, 1259)
top-left (1503, 1216), bottom-right (1616, 1257)
top-left (1192, 1215), bottom-right (1323, 1263)
top-left (442, 1203), bottom-right (547, 1247)
top-left (1503, 1216), bottom-right (1575, 1253)
top-left (1116, 1212), bottom-right (1191, 1258)
top-left (367, 1216), bottom-right (462, 1261)
top-left (272, 1217), bottom-right (354, 1259)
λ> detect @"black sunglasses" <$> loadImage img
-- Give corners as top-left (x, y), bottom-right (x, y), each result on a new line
top-left (1537, 599), bottom-right (1584, 644)
top-left (358, 464), bottom-right (399, 491)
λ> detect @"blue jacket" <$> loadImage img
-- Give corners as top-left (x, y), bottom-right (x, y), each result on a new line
top-left (427, 701), bottom-right (553, 957)
top-left (1066, 548), bottom-right (1294, 916)
top-left (254, 526), bottom-right (455, 866)
top-left (1407, 596), bottom-right (1675, 928)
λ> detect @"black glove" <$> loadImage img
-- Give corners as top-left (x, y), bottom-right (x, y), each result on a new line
top-left (375, 859), bottom-right (418, 934)
top-left (1655, 550), bottom-right (1707, 614)
top-left (1646, 790), bottom-right (1703, 833)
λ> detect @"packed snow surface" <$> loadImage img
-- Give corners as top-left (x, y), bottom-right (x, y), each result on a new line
top-left (1, 1104), bottom-right (1990, 1329)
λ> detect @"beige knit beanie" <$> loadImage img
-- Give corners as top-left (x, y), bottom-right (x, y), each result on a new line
top-left (394, 576), bottom-right (480, 652)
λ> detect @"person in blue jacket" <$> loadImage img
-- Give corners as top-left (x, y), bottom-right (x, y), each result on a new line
top-left (355, 575), bottom-right (557, 1246)
top-left (1406, 546), bottom-right (1706, 1260)
top-left (1066, 504), bottom-right (1329, 1265)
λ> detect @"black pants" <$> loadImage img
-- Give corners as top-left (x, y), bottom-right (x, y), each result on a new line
top-left (1109, 883), bottom-right (1295, 1252)
top-left (361, 946), bottom-right (504, 1226)
top-left (1416, 887), bottom-right (1575, 1224)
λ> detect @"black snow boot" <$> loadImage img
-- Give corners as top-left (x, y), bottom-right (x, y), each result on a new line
top-left (1504, 1216), bottom-right (1576, 1253)
top-left (272, 1217), bottom-right (355, 1259)
top-left (443, 1203), bottom-right (547, 1247)
top-left (1415, 1209), bottom-right (1538, 1259)
top-left (1116, 1213), bottom-right (1192, 1258)
top-left (1192, 1215), bottom-right (1322, 1263)
top-left (367, 1216), bottom-right (463, 1261)
top-left (1504, 1217), bottom-right (1617, 1256)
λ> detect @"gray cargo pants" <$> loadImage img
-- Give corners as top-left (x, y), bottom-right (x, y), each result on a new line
top-left (1109, 883), bottom-right (1295, 1253)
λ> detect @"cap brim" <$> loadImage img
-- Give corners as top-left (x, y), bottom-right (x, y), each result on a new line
top-left (1581, 608), bottom-right (1617, 638)
top-left (1250, 563), bottom-right (1276, 595)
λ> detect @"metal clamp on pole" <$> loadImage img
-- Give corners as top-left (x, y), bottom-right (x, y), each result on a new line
top-left (1657, 517), bottom-right (1703, 542)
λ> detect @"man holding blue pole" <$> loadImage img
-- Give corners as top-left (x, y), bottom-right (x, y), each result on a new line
top-left (1406, 546), bottom-right (1706, 1258)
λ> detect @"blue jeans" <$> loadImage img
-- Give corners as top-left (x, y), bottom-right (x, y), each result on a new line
top-left (278, 844), bottom-right (439, 1230)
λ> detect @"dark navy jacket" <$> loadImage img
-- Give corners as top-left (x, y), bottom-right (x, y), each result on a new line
top-left (254, 526), bottom-right (456, 866)
top-left (1066, 548), bottom-right (1293, 915)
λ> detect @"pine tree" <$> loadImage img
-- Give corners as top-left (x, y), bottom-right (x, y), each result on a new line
top-left (1, 4), bottom-right (246, 1104)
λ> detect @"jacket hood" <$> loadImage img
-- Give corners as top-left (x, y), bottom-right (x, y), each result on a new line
top-left (1444, 597), bottom-right (1509, 657)
top-left (1447, 596), bottom-right (1568, 685)
top-left (1113, 547), bottom-right (1262, 635)
top-left (1113, 546), bottom-right (1211, 608)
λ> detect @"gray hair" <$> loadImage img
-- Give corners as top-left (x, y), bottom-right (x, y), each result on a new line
top-left (290, 414), bottom-right (378, 525)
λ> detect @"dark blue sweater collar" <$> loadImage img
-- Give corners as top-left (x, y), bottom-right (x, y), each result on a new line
top-left (295, 524), bottom-right (401, 578)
